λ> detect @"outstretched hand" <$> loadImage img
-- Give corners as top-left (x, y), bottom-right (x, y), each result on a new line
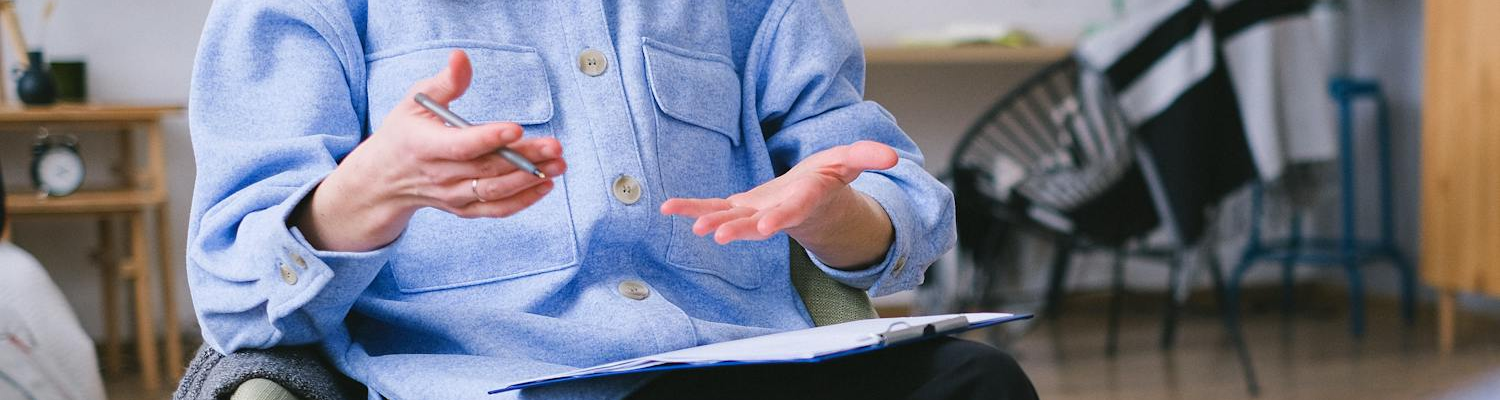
top-left (660, 141), bottom-right (899, 248)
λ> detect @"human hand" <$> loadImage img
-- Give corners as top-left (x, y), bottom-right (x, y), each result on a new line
top-left (293, 50), bottom-right (566, 251)
top-left (659, 141), bottom-right (897, 250)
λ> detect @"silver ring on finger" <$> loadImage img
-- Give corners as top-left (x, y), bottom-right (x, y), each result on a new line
top-left (471, 178), bottom-right (490, 203)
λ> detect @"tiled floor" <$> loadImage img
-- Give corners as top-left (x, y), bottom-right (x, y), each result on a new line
top-left (106, 291), bottom-right (1500, 399)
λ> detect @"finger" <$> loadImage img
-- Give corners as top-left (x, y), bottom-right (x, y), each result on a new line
top-left (661, 198), bottom-right (734, 218)
top-left (418, 122), bottom-right (524, 161)
top-left (505, 137), bottom-right (564, 162)
top-left (428, 161), bottom-right (557, 209)
top-left (426, 138), bottom-right (564, 181)
top-left (715, 216), bottom-right (773, 244)
top-left (475, 159), bottom-right (565, 199)
top-left (402, 50), bottom-right (473, 111)
top-left (692, 207), bottom-right (757, 236)
top-left (755, 203), bottom-right (808, 236)
top-left (450, 180), bottom-right (555, 219)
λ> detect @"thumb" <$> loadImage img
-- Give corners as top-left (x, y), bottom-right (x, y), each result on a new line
top-left (838, 141), bottom-right (900, 177)
top-left (404, 50), bottom-right (473, 112)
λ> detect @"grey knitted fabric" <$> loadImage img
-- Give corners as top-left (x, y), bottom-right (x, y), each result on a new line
top-left (173, 344), bottom-right (359, 400)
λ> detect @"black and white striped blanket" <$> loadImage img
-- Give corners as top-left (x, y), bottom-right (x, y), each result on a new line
top-left (1075, 0), bottom-right (1335, 244)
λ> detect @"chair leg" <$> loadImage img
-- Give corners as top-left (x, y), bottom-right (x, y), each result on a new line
top-left (975, 266), bottom-right (1000, 312)
top-left (1105, 247), bottom-right (1127, 357)
top-left (972, 228), bottom-right (1007, 312)
top-left (1281, 213), bottom-right (1303, 319)
top-left (1223, 255), bottom-right (1262, 396)
top-left (1042, 236), bottom-right (1074, 320)
top-left (1207, 250), bottom-right (1228, 313)
top-left (1160, 252), bottom-right (1186, 350)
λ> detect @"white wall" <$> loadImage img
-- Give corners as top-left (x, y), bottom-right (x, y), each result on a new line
top-left (846, 0), bottom-right (1157, 46)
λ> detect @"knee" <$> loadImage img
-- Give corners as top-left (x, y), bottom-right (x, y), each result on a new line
top-left (949, 341), bottom-right (1025, 378)
top-left (937, 340), bottom-right (1037, 399)
top-left (231, 378), bottom-right (300, 400)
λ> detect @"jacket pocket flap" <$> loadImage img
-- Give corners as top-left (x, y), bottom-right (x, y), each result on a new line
top-left (368, 41), bottom-right (553, 126)
top-left (642, 37), bottom-right (741, 145)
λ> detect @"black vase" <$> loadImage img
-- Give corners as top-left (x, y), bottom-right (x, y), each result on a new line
top-left (17, 51), bottom-right (56, 105)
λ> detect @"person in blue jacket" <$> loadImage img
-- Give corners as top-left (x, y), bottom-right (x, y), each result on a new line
top-left (186, 0), bottom-right (1037, 399)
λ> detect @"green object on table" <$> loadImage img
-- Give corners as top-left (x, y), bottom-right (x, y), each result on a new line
top-left (49, 60), bottom-right (84, 102)
top-left (992, 31), bottom-right (1039, 48)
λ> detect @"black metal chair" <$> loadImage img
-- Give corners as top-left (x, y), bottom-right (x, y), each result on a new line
top-left (937, 56), bottom-right (1261, 394)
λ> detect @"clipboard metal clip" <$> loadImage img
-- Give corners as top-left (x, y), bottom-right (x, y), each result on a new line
top-left (873, 316), bottom-right (971, 346)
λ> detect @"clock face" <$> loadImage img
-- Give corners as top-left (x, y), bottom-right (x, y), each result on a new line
top-left (36, 147), bottom-right (85, 196)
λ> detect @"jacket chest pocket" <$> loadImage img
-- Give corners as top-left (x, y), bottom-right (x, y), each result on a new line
top-left (642, 37), bottom-right (776, 290)
top-left (366, 41), bottom-right (578, 293)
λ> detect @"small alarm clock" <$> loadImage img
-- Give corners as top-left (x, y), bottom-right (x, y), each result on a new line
top-left (30, 132), bottom-right (84, 197)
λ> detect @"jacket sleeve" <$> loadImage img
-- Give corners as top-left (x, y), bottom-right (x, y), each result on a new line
top-left (751, 0), bottom-right (957, 297)
top-left (186, 0), bottom-right (388, 353)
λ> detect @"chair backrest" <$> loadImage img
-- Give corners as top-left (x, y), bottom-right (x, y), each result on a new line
top-left (788, 239), bottom-right (878, 326)
top-left (948, 57), bottom-right (1135, 215)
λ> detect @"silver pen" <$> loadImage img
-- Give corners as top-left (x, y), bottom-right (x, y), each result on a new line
top-left (414, 92), bottom-right (546, 179)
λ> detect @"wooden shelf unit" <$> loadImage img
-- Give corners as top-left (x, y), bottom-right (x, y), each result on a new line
top-left (1, 103), bottom-right (183, 391)
top-left (6, 189), bottom-right (166, 214)
top-left (0, 104), bottom-right (181, 123)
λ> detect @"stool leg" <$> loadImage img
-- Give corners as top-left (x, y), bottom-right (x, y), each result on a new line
top-left (1344, 259), bottom-right (1366, 338)
top-left (1372, 84), bottom-right (1416, 327)
top-left (1336, 78), bottom-right (1365, 339)
top-left (1395, 252), bottom-right (1417, 326)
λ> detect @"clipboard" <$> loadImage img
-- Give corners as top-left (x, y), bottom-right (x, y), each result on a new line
top-left (489, 312), bottom-right (1031, 395)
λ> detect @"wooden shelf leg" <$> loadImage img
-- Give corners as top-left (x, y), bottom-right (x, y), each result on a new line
top-left (96, 218), bottom-right (122, 376)
top-left (129, 211), bottom-right (161, 390)
top-left (1438, 290), bottom-right (1456, 355)
top-left (155, 204), bottom-right (184, 380)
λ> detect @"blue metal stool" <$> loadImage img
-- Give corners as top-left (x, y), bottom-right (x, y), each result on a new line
top-left (1225, 78), bottom-right (1417, 339)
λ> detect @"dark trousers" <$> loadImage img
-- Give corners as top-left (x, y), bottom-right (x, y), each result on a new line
top-left (625, 337), bottom-right (1038, 400)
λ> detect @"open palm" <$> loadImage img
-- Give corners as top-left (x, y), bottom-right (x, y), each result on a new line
top-left (660, 141), bottom-right (899, 244)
